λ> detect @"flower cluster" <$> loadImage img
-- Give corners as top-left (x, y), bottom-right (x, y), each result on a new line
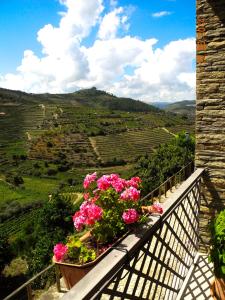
top-left (72, 173), bottom-right (143, 242)
top-left (53, 243), bottom-right (68, 262)
top-left (73, 201), bottom-right (103, 231)
top-left (122, 209), bottom-right (139, 224)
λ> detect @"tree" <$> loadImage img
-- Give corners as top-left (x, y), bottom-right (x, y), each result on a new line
top-left (134, 132), bottom-right (195, 195)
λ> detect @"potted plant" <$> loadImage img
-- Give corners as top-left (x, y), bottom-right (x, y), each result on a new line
top-left (53, 172), bottom-right (163, 289)
top-left (209, 209), bottom-right (225, 299)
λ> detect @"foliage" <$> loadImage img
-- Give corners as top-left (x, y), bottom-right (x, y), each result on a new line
top-left (134, 132), bottom-right (195, 195)
top-left (60, 236), bottom-right (96, 264)
top-left (0, 234), bottom-right (13, 272)
top-left (3, 257), bottom-right (28, 277)
top-left (8, 194), bottom-right (75, 276)
top-left (5, 173), bottom-right (24, 187)
top-left (209, 209), bottom-right (225, 278)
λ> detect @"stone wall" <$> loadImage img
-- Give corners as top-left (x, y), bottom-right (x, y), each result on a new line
top-left (196, 0), bottom-right (225, 251)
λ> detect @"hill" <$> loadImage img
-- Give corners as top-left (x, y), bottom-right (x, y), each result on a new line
top-left (164, 100), bottom-right (196, 118)
top-left (0, 87), bottom-right (159, 112)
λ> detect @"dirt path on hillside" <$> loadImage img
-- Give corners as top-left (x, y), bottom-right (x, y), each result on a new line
top-left (89, 137), bottom-right (101, 160)
top-left (162, 127), bottom-right (176, 137)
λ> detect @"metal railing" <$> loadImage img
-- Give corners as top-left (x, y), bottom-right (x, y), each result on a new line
top-left (62, 167), bottom-right (204, 300)
top-left (3, 264), bottom-right (60, 300)
top-left (141, 161), bottom-right (194, 203)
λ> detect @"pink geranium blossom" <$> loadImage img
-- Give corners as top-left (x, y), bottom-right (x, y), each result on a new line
top-left (53, 243), bottom-right (68, 262)
top-left (122, 209), bottom-right (139, 224)
top-left (73, 211), bottom-right (86, 231)
top-left (84, 202), bottom-right (103, 225)
top-left (126, 177), bottom-right (142, 188)
top-left (152, 202), bottom-right (163, 214)
top-left (83, 172), bottom-right (97, 189)
top-left (120, 187), bottom-right (140, 201)
top-left (97, 175), bottom-right (111, 190)
top-left (111, 177), bottom-right (126, 193)
top-left (73, 201), bottom-right (103, 230)
top-left (109, 174), bottom-right (120, 181)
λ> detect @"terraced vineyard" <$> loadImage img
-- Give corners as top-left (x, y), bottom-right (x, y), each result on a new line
top-left (168, 124), bottom-right (195, 135)
top-left (0, 208), bottom-right (40, 236)
top-left (91, 128), bottom-right (173, 163)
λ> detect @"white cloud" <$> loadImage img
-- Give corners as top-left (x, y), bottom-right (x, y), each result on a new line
top-left (0, 0), bottom-right (195, 101)
top-left (152, 11), bottom-right (172, 18)
top-left (98, 7), bottom-right (128, 40)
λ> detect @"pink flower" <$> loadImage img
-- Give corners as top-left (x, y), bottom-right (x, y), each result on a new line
top-left (126, 177), bottom-right (142, 188)
top-left (122, 209), bottom-right (139, 224)
top-left (120, 187), bottom-right (140, 201)
top-left (83, 172), bottom-right (97, 189)
top-left (111, 178), bottom-right (126, 193)
top-left (73, 202), bottom-right (103, 230)
top-left (85, 203), bottom-right (103, 225)
top-left (152, 202), bottom-right (163, 214)
top-left (53, 243), bottom-right (68, 262)
top-left (97, 175), bottom-right (111, 190)
top-left (109, 174), bottom-right (120, 181)
top-left (73, 211), bottom-right (86, 231)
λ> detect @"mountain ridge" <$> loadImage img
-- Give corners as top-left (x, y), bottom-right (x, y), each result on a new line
top-left (0, 87), bottom-right (159, 113)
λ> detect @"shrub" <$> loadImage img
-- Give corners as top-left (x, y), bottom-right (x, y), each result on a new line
top-left (5, 173), bottom-right (24, 187)
top-left (47, 168), bottom-right (57, 176)
top-left (134, 132), bottom-right (195, 195)
top-left (209, 209), bottom-right (225, 278)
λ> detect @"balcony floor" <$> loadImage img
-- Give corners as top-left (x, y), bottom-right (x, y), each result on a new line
top-left (177, 253), bottom-right (214, 300)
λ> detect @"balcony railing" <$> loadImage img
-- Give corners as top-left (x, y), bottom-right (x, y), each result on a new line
top-left (62, 167), bottom-right (204, 300)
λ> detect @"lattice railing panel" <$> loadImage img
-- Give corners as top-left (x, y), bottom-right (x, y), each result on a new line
top-left (98, 179), bottom-right (201, 300)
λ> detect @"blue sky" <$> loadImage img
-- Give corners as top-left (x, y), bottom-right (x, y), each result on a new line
top-left (0, 0), bottom-right (195, 102)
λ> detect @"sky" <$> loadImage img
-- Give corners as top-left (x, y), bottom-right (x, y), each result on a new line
top-left (0, 0), bottom-right (195, 102)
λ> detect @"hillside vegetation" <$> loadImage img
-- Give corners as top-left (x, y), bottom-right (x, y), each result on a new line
top-left (0, 87), bottom-right (194, 218)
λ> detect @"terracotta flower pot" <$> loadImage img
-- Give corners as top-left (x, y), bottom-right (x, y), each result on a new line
top-left (54, 231), bottom-right (129, 289)
top-left (55, 258), bottom-right (98, 289)
top-left (211, 277), bottom-right (225, 300)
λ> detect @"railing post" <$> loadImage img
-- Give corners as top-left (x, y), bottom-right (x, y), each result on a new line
top-left (55, 264), bottom-right (61, 292)
top-left (26, 283), bottom-right (32, 300)
top-left (164, 182), bottom-right (167, 197)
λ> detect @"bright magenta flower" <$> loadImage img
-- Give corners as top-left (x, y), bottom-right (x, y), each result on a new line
top-left (109, 174), bottom-right (120, 181)
top-left (120, 187), bottom-right (140, 201)
top-left (73, 201), bottom-right (103, 230)
top-left (53, 243), bottom-right (68, 262)
top-left (83, 172), bottom-right (97, 189)
top-left (73, 211), bottom-right (86, 231)
top-left (126, 177), bottom-right (142, 188)
top-left (122, 209), bottom-right (139, 224)
top-left (152, 202), bottom-right (163, 214)
top-left (111, 177), bottom-right (126, 193)
top-left (97, 175), bottom-right (111, 190)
